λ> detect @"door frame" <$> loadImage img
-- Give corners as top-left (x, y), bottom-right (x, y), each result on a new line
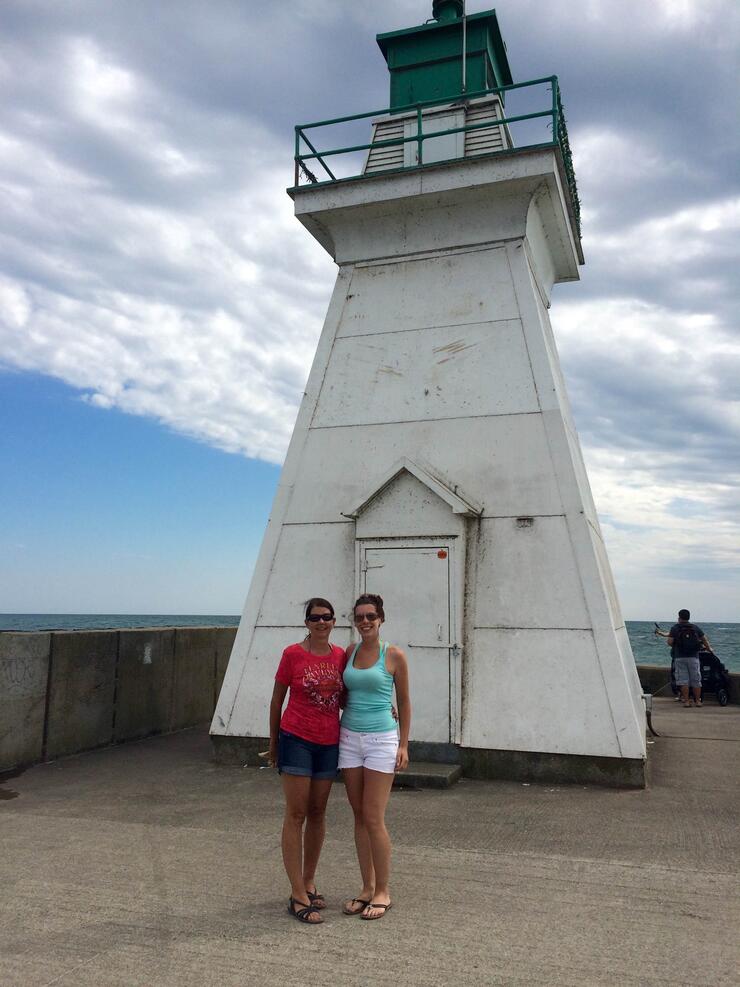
top-left (354, 535), bottom-right (464, 745)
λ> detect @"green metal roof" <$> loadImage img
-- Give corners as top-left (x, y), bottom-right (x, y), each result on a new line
top-left (377, 7), bottom-right (513, 111)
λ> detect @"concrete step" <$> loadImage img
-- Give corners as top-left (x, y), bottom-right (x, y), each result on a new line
top-left (393, 761), bottom-right (462, 790)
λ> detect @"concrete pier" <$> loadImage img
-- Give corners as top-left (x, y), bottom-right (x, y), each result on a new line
top-left (2, 697), bottom-right (738, 986)
top-left (2, 627), bottom-right (738, 777)
top-left (0, 627), bottom-right (236, 772)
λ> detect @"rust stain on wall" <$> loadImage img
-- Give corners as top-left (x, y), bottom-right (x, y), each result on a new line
top-left (433, 339), bottom-right (478, 364)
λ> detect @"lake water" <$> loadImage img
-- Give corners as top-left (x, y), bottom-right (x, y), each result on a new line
top-left (1, 615), bottom-right (737, 672)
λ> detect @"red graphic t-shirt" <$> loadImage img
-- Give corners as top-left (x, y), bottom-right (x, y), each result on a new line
top-left (275, 643), bottom-right (347, 746)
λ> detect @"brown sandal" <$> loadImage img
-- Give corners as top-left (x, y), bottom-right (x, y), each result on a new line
top-left (361, 901), bottom-right (392, 920)
top-left (342, 897), bottom-right (371, 915)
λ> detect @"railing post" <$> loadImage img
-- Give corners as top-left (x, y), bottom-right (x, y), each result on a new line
top-left (551, 76), bottom-right (559, 145)
top-left (416, 104), bottom-right (423, 166)
top-left (294, 127), bottom-right (300, 187)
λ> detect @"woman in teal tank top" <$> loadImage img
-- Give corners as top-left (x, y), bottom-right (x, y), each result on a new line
top-left (338, 593), bottom-right (411, 921)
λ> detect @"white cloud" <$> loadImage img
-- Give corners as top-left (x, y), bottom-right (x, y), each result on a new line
top-left (574, 129), bottom-right (699, 200)
top-left (0, 6), bottom-right (346, 464)
top-left (0, 0), bottom-right (738, 616)
top-left (549, 0), bottom-right (734, 35)
top-left (552, 291), bottom-right (740, 616)
top-left (653, 0), bottom-right (726, 30)
top-left (0, 208), bottom-right (333, 463)
top-left (0, 118), bottom-right (335, 462)
top-left (0, 277), bottom-right (30, 329)
top-left (68, 37), bottom-right (139, 130)
top-left (596, 197), bottom-right (740, 268)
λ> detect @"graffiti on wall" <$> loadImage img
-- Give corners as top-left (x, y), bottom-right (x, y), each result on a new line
top-left (0, 657), bottom-right (46, 699)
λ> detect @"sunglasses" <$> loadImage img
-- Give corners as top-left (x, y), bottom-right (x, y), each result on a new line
top-left (354, 613), bottom-right (379, 623)
top-left (306, 614), bottom-right (335, 623)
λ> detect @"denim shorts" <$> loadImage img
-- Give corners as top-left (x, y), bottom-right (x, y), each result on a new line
top-left (338, 728), bottom-right (399, 774)
top-left (674, 655), bottom-right (701, 688)
top-left (277, 730), bottom-right (339, 780)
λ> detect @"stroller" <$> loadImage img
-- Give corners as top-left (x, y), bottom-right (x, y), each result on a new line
top-left (671, 649), bottom-right (732, 706)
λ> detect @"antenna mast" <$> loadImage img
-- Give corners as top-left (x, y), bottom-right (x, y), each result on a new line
top-left (461, 0), bottom-right (467, 93)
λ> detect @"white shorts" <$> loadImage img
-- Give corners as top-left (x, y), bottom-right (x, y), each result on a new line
top-left (338, 728), bottom-right (399, 774)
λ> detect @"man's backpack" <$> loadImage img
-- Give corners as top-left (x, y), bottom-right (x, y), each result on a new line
top-left (675, 624), bottom-right (701, 657)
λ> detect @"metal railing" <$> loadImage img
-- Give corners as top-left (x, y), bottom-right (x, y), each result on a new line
top-left (293, 75), bottom-right (581, 237)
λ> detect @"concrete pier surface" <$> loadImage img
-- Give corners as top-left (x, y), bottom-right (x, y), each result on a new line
top-left (2, 698), bottom-right (738, 986)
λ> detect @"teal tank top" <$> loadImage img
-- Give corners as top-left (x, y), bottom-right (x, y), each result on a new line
top-left (341, 642), bottom-right (397, 734)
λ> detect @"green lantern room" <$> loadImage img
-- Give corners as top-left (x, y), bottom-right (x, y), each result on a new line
top-left (377, 2), bottom-right (512, 110)
top-left (366, 5), bottom-right (514, 173)
top-left (291, 3), bottom-right (580, 244)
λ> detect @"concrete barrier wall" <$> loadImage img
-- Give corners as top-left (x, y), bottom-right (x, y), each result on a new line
top-left (46, 631), bottom-right (119, 760)
top-left (0, 633), bottom-right (51, 771)
top-left (0, 626), bottom-right (237, 772)
top-left (114, 629), bottom-right (176, 743)
top-left (0, 630), bottom-right (736, 773)
top-left (636, 663), bottom-right (740, 705)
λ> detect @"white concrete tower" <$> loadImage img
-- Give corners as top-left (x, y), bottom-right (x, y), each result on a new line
top-left (212, 2), bottom-right (647, 786)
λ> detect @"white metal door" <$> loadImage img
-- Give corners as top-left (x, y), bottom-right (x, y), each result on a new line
top-left (363, 545), bottom-right (451, 743)
top-left (404, 109), bottom-right (465, 166)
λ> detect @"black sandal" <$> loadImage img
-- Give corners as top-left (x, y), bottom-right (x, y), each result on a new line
top-left (287, 896), bottom-right (322, 924)
top-left (307, 889), bottom-right (326, 910)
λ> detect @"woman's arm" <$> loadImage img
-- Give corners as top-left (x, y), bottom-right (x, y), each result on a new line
top-left (339, 645), bottom-right (352, 709)
top-left (268, 681), bottom-right (288, 767)
top-left (388, 646), bottom-right (411, 771)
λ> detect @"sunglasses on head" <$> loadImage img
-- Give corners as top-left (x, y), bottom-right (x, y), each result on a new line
top-left (307, 613), bottom-right (334, 622)
top-left (354, 613), bottom-right (379, 623)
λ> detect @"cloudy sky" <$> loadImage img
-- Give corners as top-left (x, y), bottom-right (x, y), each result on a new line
top-left (1, 0), bottom-right (738, 620)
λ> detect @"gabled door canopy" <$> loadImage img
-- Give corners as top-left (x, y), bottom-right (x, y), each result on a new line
top-left (343, 457), bottom-right (482, 520)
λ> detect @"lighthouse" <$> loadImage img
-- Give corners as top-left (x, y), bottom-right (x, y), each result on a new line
top-left (212, 3), bottom-right (647, 786)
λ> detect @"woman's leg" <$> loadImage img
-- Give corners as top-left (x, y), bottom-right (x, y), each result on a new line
top-left (361, 768), bottom-right (395, 916)
top-left (303, 777), bottom-right (334, 901)
top-left (280, 774), bottom-right (321, 922)
top-left (342, 767), bottom-right (375, 909)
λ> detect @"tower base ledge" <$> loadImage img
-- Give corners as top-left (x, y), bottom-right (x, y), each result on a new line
top-left (210, 735), bottom-right (647, 790)
top-left (291, 145), bottom-right (582, 274)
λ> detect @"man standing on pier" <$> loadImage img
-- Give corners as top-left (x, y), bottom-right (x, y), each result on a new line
top-left (665, 610), bottom-right (712, 708)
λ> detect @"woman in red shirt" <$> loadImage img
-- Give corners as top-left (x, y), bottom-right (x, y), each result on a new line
top-left (268, 597), bottom-right (346, 924)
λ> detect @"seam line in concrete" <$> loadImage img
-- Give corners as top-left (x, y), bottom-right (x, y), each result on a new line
top-left (110, 630), bottom-right (121, 742)
top-left (171, 628), bottom-right (179, 733)
top-left (347, 235), bottom-right (524, 269)
top-left (311, 410), bottom-right (542, 430)
top-left (40, 632), bottom-right (55, 762)
top-left (281, 520), bottom-right (353, 526)
top-left (280, 515), bottom-right (569, 526)
top-left (472, 625), bottom-right (593, 631)
top-left (336, 315), bottom-right (520, 341)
